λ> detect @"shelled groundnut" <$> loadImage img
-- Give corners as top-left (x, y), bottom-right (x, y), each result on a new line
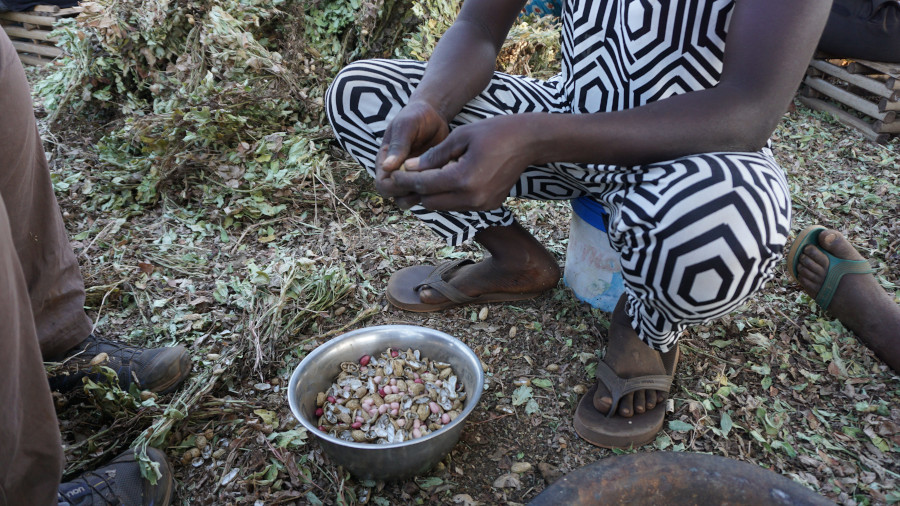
top-left (314, 348), bottom-right (466, 444)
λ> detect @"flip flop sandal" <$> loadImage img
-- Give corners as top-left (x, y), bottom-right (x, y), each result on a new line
top-left (786, 225), bottom-right (875, 310)
top-left (385, 259), bottom-right (544, 312)
top-left (573, 347), bottom-right (680, 449)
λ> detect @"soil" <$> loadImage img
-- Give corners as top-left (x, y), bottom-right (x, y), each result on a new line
top-left (44, 99), bottom-right (900, 505)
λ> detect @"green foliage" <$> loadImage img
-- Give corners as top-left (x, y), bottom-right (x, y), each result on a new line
top-left (398, 0), bottom-right (460, 60)
top-left (36, 0), bottom-right (559, 215)
top-left (497, 15), bottom-right (562, 78)
top-left (35, 0), bottom-right (306, 209)
top-left (33, 0), bottom-right (433, 212)
top-left (304, 0), bottom-right (362, 56)
top-left (268, 427), bottom-right (308, 449)
top-left (82, 365), bottom-right (143, 416)
top-left (211, 252), bottom-right (355, 371)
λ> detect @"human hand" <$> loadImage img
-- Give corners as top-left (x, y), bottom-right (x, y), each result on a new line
top-left (380, 115), bottom-right (535, 211)
top-left (374, 101), bottom-right (450, 198)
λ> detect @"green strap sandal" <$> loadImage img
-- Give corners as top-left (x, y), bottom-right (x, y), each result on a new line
top-left (787, 225), bottom-right (875, 310)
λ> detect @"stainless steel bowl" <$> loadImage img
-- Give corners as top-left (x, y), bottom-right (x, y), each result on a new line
top-left (287, 325), bottom-right (485, 481)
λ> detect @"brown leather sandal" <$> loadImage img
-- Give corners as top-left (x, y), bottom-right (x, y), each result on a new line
top-left (385, 259), bottom-right (544, 312)
top-left (574, 347), bottom-right (680, 449)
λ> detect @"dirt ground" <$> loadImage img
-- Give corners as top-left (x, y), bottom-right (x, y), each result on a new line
top-left (39, 80), bottom-right (899, 505)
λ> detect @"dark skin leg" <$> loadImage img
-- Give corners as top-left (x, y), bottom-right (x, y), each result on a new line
top-left (417, 221), bottom-right (561, 304)
top-left (420, 225), bottom-right (673, 416)
top-left (594, 295), bottom-right (677, 417)
top-left (796, 229), bottom-right (900, 373)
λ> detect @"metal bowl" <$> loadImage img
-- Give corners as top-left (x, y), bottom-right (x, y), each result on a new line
top-left (287, 325), bottom-right (485, 481)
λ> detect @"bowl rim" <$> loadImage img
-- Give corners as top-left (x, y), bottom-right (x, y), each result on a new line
top-left (287, 324), bottom-right (485, 450)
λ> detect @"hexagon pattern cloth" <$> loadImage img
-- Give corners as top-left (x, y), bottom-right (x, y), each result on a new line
top-left (326, 0), bottom-right (791, 351)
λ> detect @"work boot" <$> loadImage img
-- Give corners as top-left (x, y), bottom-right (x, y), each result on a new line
top-left (49, 335), bottom-right (191, 394)
top-left (58, 447), bottom-right (174, 506)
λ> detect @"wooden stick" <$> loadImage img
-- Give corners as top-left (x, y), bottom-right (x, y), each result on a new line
top-left (0, 12), bottom-right (59, 26)
top-left (2, 25), bottom-right (57, 42)
top-left (874, 120), bottom-right (900, 134)
top-left (852, 59), bottom-right (900, 78)
top-left (809, 59), bottom-right (898, 99)
top-left (800, 85), bottom-right (821, 99)
top-left (17, 53), bottom-right (51, 66)
top-left (879, 97), bottom-right (900, 112)
top-left (804, 76), bottom-right (896, 122)
top-left (57, 6), bottom-right (83, 16)
top-left (798, 95), bottom-right (890, 144)
top-left (32, 5), bottom-right (59, 13)
top-left (11, 40), bottom-right (61, 57)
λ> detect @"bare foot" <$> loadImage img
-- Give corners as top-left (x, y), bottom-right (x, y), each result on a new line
top-left (593, 296), bottom-right (678, 417)
top-left (795, 228), bottom-right (900, 373)
top-left (417, 221), bottom-right (561, 304)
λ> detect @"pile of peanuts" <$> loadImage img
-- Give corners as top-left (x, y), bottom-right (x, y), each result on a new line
top-left (314, 348), bottom-right (466, 444)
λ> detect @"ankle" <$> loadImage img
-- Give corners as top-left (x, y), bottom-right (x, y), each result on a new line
top-left (475, 223), bottom-right (554, 261)
top-left (62, 334), bottom-right (98, 357)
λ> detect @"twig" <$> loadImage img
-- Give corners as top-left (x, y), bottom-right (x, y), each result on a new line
top-left (773, 306), bottom-right (804, 331)
top-left (678, 343), bottom-right (743, 367)
top-left (469, 413), bottom-right (514, 425)
top-left (317, 306), bottom-right (380, 340)
top-left (92, 280), bottom-right (126, 331)
top-left (134, 350), bottom-right (237, 451)
top-left (314, 171), bottom-right (364, 226)
top-left (230, 217), bottom-right (284, 254)
top-left (78, 219), bottom-right (122, 258)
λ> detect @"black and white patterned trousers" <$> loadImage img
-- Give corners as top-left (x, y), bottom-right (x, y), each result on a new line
top-left (326, 59), bottom-right (791, 351)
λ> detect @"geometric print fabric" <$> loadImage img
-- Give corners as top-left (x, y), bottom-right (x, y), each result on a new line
top-left (326, 0), bottom-right (790, 350)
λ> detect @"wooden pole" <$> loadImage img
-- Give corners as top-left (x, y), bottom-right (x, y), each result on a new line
top-left (32, 5), bottom-right (59, 13)
top-left (804, 76), bottom-right (896, 122)
top-left (808, 60), bottom-right (898, 100)
top-left (11, 40), bottom-right (62, 58)
top-left (852, 59), bottom-right (900, 77)
top-left (57, 6), bottom-right (83, 16)
top-left (874, 120), bottom-right (900, 134)
top-left (17, 53), bottom-right (51, 66)
top-left (798, 95), bottom-right (889, 144)
top-left (1, 25), bottom-right (58, 42)
top-left (0, 12), bottom-right (59, 26)
top-left (879, 97), bottom-right (900, 112)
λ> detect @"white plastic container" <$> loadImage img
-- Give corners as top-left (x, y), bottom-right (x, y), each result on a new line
top-left (564, 197), bottom-right (625, 312)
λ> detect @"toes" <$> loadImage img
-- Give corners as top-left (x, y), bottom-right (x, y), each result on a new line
top-left (417, 287), bottom-right (446, 305)
top-left (597, 390), bottom-right (664, 416)
top-left (818, 229), bottom-right (842, 249)
top-left (645, 390), bottom-right (657, 411)
top-left (818, 229), bottom-right (865, 261)
top-left (803, 244), bottom-right (828, 265)
top-left (798, 268), bottom-right (821, 288)
top-left (617, 392), bottom-right (634, 418)
top-left (594, 395), bottom-right (612, 414)
top-left (595, 391), bottom-right (663, 416)
top-left (800, 245), bottom-right (829, 274)
top-left (633, 389), bottom-right (646, 414)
